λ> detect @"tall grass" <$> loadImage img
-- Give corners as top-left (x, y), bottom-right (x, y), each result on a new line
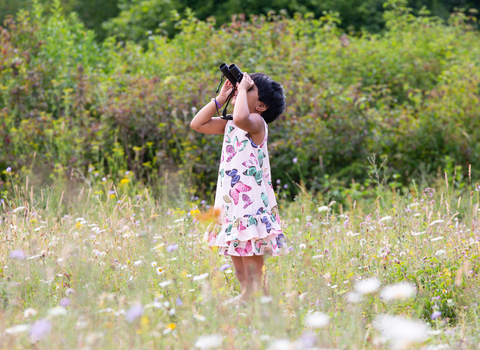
top-left (0, 170), bottom-right (479, 349)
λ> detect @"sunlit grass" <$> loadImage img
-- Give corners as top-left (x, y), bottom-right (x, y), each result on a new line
top-left (0, 175), bottom-right (479, 349)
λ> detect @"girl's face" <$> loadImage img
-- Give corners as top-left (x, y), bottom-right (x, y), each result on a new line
top-left (231, 83), bottom-right (262, 113)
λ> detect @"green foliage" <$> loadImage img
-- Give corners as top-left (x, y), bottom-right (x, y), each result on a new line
top-left (1, 1), bottom-right (480, 202)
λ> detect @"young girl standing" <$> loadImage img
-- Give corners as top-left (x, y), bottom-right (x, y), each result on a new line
top-left (190, 71), bottom-right (287, 298)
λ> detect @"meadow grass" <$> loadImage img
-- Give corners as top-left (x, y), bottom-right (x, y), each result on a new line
top-left (0, 173), bottom-right (479, 350)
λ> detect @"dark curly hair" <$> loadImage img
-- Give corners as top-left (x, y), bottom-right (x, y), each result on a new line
top-left (250, 73), bottom-right (286, 123)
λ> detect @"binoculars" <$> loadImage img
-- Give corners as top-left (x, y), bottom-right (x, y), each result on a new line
top-left (219, 63), bottom-right (244, 86)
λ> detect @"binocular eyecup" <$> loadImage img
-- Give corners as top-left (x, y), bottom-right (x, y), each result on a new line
top-left (219, 63), bottom-right (243, 85)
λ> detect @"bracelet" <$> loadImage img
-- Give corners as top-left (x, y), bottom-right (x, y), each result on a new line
top-left (211, 98), bottom-right (221, 109)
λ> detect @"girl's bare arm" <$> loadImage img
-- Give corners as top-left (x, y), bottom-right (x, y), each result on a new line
top-left (190, 98), bottom-right (228, 135)
top-left (190, 80), bottom-right (233, 135)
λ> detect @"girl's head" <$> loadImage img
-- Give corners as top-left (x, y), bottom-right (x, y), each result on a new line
top-left (231, 73), bottom-right (286, 123)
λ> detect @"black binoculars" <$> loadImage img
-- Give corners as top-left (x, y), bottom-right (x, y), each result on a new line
top-left (219, 63), bottom-right (243, 86)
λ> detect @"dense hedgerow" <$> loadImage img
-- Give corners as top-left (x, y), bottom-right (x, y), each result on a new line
top-left (1, 1), bottom-right (480, 201)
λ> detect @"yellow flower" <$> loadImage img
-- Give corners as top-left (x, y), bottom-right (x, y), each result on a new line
top-left (166, 323), bottom-right (176, 330)
top-left (120, 178), bottom-right (130, 184)
top-left (140, 316), bottom-right (149, 328)
top-left (190, 209), bottom-right (200, 216)
top-left (75, 222), bottom-right (83, 229)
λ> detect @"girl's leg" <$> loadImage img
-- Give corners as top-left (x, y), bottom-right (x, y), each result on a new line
top-left (242, 255), bottom-right (268, 295)
top-left (231, 256), bottom-right (252, 298)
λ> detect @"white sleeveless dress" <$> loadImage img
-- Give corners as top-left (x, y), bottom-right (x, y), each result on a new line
top-left (203, 119), bottom-right (287, 256)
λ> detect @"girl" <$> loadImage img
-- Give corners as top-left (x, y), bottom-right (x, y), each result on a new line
top-left (190, 71), bottom-right (287, 298)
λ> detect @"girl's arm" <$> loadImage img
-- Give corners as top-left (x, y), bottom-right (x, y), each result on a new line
top-left (190, 80), bottom-right (233, 135)
top-left (232, 73), bottom-right (264, 136)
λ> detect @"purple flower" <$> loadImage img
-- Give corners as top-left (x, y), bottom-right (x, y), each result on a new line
top-left (125, 303), bottom-right (144, 323)
top-left (65, 288), bottom-right (76, 296)
top-left (59, 298), bottom-right (71, 307)
top-left (6, 167), bottom-right (11, 173)
top-left (276, 179), bottom-right (281, 184)
top-left (219, 263), bottom-right (231, 271)
top-left (283, 184), bottom-right (288, 189)
top-left (292, 158), bottom-right (298, 164)
top-left (9, 250), bottom-right (26, 260)
top-left (431, 296), bottom-right (441, 300)
top-left (288, 246), bottom-right (294, 252)
top-left (306, 222), bottom-right (312, 227)
top-left (431, 311), bottom-right (442, 320)
top-left (167, 244), bottom-right (178, 252)
top-left (201, 200), bottom-right (206, 205)
top-left (176, 297), bottom-right (183, 306)
top-left (109, 190), bottom-right (115, 195)
top-left (300, 331), bottom-right (317, 348)
top-left (30, 319), bottom-right (51, 342)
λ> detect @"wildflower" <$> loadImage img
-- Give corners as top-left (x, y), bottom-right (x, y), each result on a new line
top-left (260, 296), bottom-right (273, 304)
top-left (65, 288), bottom-right (76, 296)
top-left (306, 222), bottom-right (312, 227)
top-left (194, 334), bottom-right (223, 349)
top-left (194, 314), bottom-right (207, 321)
top-left (12, 206), bottom-right (26, 213)
top-left (48, 306), bottom-right (68, 317)
top-left (167, 323), bottom-right (176, 330)
top-left (435, 250), bottom-right (446, 257)
top-left (167, 244), bottom-right (178, 252)
top-left (283, 184), bottom-right (288, 189)
top-left (133, 260), bottom-right (142, 266)
top-left (125, 303), bottom-right (144, 323)
top-left (299, 243), bottom-right (306, 249)
top-left (76, 316), bottom-right (89, 330)
top-left (346, 292), bottom-right (362, 303)
top-left (317, 206), bottom-right (330, 213)
top-left (120, 178), bottom-right (129, 184)
top-left (59, 298), bottom-right (71, 307)
top-left (193, 273), bottom-right (209, 281)
top-left (102, 177), bottom-right (106, 182)
top-left (159, 280), bottom-right (172, 287)
top-left (276, 179), bottom-right (281, 184)
top-left (5, 324), bottom-right (30, 334)
top-left (85, 332), bottom-right (104, 345)
top-left (379, 216), bottom-right (392, 222)
top-left (267, 339), bottom-right (294, 350)
top-left (299, 331), bottom-right (317, 348)
top-left (6, 167), bottom-right (11, 172)
top-left (430, 237), bottom-right (443, 242)
top-left (431, 311), bottom-right (441, 320)
top-left (176, 297), bottom-right (183, 306)
top-left (354, 277), bottom-right (381, 295)
top-left (380, 282), bottom-right (416, 301)
top-left (292, 158), bottom-right (298, 164)
top-left (9, 250), bottom-right (26, 260)
top-left (305, 312), bottom-right (329, 328)
top-left (151, 262), bottom-right (157, 267)
top-left (219, 263), bottom-right (230, 271)
top-left (156, 267), bottom-right (164, 275)
top-left (24, 308), bottom-right (37, 318)
top-left (30, 319), bottom-right (52, 342)
top-left (374, 314), bottom-right (428, 350)
top-left (428, 220), bottom-right (444, 227)
top-left (125, 171), bottom-right (130, 175)
top-left (201, 200), bottom-right (206, 205)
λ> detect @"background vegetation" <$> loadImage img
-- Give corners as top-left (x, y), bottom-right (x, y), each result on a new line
top-left (1, 0), bottom-right (480, 205)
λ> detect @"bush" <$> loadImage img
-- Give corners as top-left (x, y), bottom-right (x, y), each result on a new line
top-left (1, 1), bottom-right (480, 202)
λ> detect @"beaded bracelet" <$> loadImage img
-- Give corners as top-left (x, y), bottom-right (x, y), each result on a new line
top-left (211, 98), bottom-right (221, 109)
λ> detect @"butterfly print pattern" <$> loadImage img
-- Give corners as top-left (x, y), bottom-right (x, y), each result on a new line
top-left (203, 120), bottom-right (288, 257)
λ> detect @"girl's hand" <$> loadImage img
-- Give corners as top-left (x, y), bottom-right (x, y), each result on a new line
top-left (218, 79), bottom-right (234, 99)
top-left (237, 72), bottom-right (253, 91)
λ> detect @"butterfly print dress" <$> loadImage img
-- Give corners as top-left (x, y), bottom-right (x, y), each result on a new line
top-left (203, 119), bottom-right (287, 256)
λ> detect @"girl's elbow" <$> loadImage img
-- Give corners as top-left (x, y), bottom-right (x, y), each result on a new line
top-left (190, 120), bottom-right (198, 131)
